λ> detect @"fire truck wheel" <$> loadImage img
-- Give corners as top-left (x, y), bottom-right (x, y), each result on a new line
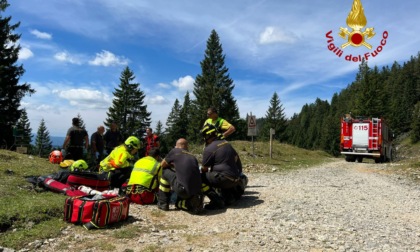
top-left (356, 157), bottom-right (363, 163)
top-left (345, 156), bottom-right (356, 162)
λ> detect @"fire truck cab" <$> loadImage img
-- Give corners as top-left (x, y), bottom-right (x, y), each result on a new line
top-left (340, 114), bottom-right (394, 163)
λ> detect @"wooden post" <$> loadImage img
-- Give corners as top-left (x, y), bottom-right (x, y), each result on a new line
top-left (269, 128), bottom-right (275, 159)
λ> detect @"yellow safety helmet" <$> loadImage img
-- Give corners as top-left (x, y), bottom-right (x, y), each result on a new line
top-left (124, 136), bottom-right (141, 149)
top-left (59, 159), bottom-right (75, 169)
top-left (70, 159), bottom-right (88, 172)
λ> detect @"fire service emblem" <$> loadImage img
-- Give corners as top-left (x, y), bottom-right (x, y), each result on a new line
top-left (325, 0), bottom-right (388, 62)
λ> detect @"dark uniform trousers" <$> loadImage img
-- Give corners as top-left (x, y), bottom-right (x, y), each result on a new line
top-left (158, 168), bottom-right (204, 214)
top-left (202, 171), bottom-right (244, 205)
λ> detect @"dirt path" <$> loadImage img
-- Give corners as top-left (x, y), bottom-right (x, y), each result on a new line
top-left (35, 160), bottom-right (420, 252)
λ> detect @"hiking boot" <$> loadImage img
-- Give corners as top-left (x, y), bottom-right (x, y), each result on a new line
top-left (204, 201), bottom-right (225, 210)
top-left (223, 192), bottom-right (236, 206)
top-left (157, 202), bottom-right (169, 211)
top-left (187, 195), bottom-right (204, 214)
top-left (205, 189), bottom-right (225, 209)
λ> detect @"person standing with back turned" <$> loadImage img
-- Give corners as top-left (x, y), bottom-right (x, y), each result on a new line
top-left (62, 117), bottom-right (89, 161)
top-left (90, 125), bottom-right (105, 166)
top-left (104, 122), bottom-right (123, 155)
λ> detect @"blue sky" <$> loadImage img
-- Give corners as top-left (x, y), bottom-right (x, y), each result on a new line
top-left (6, 0), bottom-right (420, 137)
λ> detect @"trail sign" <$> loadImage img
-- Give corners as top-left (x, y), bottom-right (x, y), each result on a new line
top-left (247, 115), bottom-right (257, 136)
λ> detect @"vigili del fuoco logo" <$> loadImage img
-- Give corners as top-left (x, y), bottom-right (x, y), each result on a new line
top-left (326, 0), bottom-right (388, 62)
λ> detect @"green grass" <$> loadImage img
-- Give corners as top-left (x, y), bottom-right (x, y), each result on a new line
top-left (0, 151), bottom-right (67, 249)
top-left (391, 140), bottom-right (420, 173)
top-left (189, 140), bottom-right (334, 173)
top-left (0, 139), bottom-right (382, 250)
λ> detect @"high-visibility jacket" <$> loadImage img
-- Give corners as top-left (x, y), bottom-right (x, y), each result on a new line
top-left (204, 117), bottom-right (232, 132)
top-left (127, 156), bottom-right (162, 190)
top-left (100, 145), bottom-right (133, 172)
top-left (204, 117), bottom-right (232, 139)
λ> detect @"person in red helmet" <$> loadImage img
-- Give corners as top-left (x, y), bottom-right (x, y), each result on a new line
top-left (49, 150), bottom-right (63, 164)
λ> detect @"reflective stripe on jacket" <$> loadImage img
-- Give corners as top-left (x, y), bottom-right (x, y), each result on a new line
top-left (127, 156), bottom-right (161, 190)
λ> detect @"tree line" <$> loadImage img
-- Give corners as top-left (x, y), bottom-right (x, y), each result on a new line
top-left (1, 0), bottom-right (419, 158)
top-left (284, 58), bottom-right (420, 155)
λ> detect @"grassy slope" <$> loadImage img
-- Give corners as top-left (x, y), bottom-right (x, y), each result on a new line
top-left (0, 151), bottom-right (68, 249)
top-left (0, 139), bottom-right (418, 250)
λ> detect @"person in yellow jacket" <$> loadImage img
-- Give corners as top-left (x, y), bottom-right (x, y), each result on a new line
top-left (99, 136), bottom-right (141, 189)
top-left (203, 107), bottom-right (236, 139)
top-left (126, 148), bottom-right (162, 204)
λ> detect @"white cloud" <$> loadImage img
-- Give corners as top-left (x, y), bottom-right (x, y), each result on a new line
top-left (148, 95), bottom-right (167, 105)
top-left (19, 47), bottom-right (34, 60)
top-left (171, 75), bottom-right (195, 91)
top-left (88, 50), bottom-right (129, 66)
top-left (158, 83), bottom-right (171, 89)
top-left (30, 29), bottom-right (52, 40)
top-left (259, 26), bottom-right (298, 45)
top-left (54, 51), bottom-right (82, 65)
top-left (36, 104), bottom-right (53, 111)
top-left (55, 89), bottom-right (111, 109)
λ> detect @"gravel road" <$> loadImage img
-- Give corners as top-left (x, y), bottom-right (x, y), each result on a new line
top-left (19, 159), bottom-right (420, 252)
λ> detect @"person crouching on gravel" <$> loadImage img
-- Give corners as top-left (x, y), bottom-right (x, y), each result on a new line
top-left (157, 138), bottom-right (220, 214)
top-left (200, 124), bottom-right (244, 209)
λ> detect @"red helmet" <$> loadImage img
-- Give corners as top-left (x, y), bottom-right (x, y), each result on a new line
top-left (49, 150), bottom-right (63, 164)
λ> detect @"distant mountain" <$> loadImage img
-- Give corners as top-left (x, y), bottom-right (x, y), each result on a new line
top-left (32, 135), bottom-right (65, 148)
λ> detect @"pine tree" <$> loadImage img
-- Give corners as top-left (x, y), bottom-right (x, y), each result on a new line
top-left (284, 113), bottom-right (300, 145)
top-left (260, 92), bottom-right (287, 141)
top-left (104, 66), bottom-right (151, 139)
top-left (353, 60), bottom-right (371, 116)
top-left (235, 118), bottom-right (248, 140)
top-left (411, 101), bottom-right (420, 143)
top-left (320, 114), bottom-right (341, 156)
top-left (35, 119), bottom-right (52, 157)
top-left (155, 120), bottom-right (169, 156)
top-left (155, 120), bottom-right (164, 136)
top-left (309, 99), bottom-right (330, 149)
top-left (320, 93), bottom-right (341, 156)
top-left (76, 113), bottom-right (87, 129)
top-left (165, 99), bottom-right (182, 147)
top-left (0, 0), bottom-right (35, 149)
top-left (191, 30), bottom-right (240, 142)
top-left (180, 91), bottom-right (192, 139)
top-left (16, 109), bottom-right (33, 149)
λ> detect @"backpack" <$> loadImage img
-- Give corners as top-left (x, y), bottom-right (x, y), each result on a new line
top-left (64, 195), bottom-right (130, 229)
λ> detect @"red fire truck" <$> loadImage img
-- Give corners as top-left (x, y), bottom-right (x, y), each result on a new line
top-left (340, 114), bottom-right (394, 163)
